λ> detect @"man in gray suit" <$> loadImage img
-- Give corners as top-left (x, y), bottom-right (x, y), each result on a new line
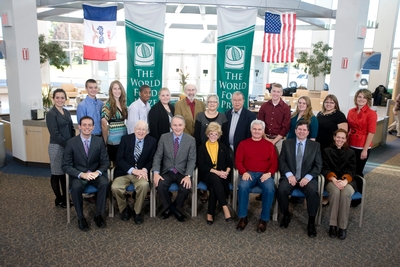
top-left (152, 115), bottom-right (196, 222)
top-left (63, 116), bottom-right (110, 232)
top-left (277, 120), bottom-right (322, 237)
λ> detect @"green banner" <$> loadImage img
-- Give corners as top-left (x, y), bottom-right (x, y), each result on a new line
top-left (216, 8), bottom-right (257, 113)
top-left (125, 3), bottom-right (166, 106)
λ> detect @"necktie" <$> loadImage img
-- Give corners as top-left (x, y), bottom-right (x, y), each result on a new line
top-left (84, 139), bottom-right (89, 157)
top-left (295, 142), bottom-right (303, 180)
top-left (172, 137), bottom-right (179, 174)
top-left (134, 140), bottom-right (142, 162)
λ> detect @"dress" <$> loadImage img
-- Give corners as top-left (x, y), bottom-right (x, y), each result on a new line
top-left (316, 110), bottom-right (347, 150)
top-left (194, 112), bottom-right (228, 147)
top-left (286, 115), bottom-right (319, 140)
top-left (101, 100), bottom-right (127, 161)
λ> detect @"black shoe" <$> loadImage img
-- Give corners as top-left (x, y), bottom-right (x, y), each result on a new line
top-left (133, 211), bottom-right (143, 225)
top-left (329, 225), bottom-right (337, 238)
top-left (225, 217), bottom-right (232, 222)
top-left (121, 206), bottom-right (131, 221)
top-left (257, 219), bottom-right (267, 233)
top-left (338, 228), bottom-right (347, 240)
top-left (94, 215), bottom-right (106, 228)
top-left (207, 214), bottom-right (214, 225)
top-left (236, 217), bottom-right (248, 231)
top-left (55, 199), bottom-right (67, 209)
top-left (78, 218), bottom-right (89, 232)
top-left (307, 223), bottom-right (317, 237)
top-left (255, 194), bottom-right (262, 201)
top-left (173, 209), bottom-right (187, 222)
top-left (161, 208), bottom-right (172, 219)
top-left (280, 214), bottom-right (291, 228)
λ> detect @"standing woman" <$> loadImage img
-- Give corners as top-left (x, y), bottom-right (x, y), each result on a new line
top-left (194, 94), bottom-right (228, 148)
top-left (148, 87), bottom-right (175, 142)
top-left (101, 80), bottom-right (128, 164)
top-left (286, 96), bottom-right (318, 140)
top-left (197, 122), bottom-right (233, 225)
top-left (46, 88), bottom-right (75, 208)
top-left (387, 93), bottom-right (400, 137)
top-left (316, 94), bottom-right (348, 151)
top-left (347, 89), bottom-right (377, 176)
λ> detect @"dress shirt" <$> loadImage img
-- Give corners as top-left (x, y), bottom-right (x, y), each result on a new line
top-left (285, 139), bottom-right (313, 181)
top-left (127, 98), bottom-right (151, 134)
top-left (77, 96), bottom-right (104, 135)
top-left (257, 99), bottom-right (290, 137)
top-left (185, 97), bottom-right (195, 119)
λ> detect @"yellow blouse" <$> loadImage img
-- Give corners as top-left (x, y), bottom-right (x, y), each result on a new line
top-left (205, 140), bottom-right (218, 168)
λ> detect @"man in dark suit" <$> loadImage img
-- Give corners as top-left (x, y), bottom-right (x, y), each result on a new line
top-left (111, 120), bottom-right (157, 225)
top-left (277, 120), bottom-right (322, 237)
top-left (152, 115), bottom-right (196, 222)
top-left (224, 91), bottom-right (256, 154)
top-left (63, 116), bottom-right (110, 232)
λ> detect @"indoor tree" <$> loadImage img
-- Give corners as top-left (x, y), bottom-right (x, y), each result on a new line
top-left (295, 41), bottom-right (332, 91)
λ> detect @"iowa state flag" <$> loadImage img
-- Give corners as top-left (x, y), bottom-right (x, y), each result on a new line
top-left (83, 3), bottom-right (117, 61)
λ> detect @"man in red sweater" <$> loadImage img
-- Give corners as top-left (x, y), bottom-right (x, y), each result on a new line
top-left (235, 120), bottom-right (278, 233)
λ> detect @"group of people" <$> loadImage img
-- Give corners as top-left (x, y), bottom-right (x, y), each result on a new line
top-left (45, 80), bottom-right (377, 240)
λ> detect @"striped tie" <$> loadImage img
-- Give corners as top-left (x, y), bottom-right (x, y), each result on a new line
top-left (134, 140), bottom-right (142, 162)
top-left (84, 139), bottom-right (89, 157)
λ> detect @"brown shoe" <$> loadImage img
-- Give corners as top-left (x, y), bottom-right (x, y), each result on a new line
top-left (257, 219), bottom-right (267, 233)
top-left (236, 217), bottom-right (248, 231)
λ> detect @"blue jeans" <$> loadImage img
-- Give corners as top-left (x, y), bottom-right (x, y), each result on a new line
top-left (238, 172), bottom-right (275, 221)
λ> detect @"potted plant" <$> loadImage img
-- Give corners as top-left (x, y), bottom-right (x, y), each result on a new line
top-left (295, 41), bottom-right (332, 91)
top-left (42, 84), bottom-right (53, 111)
top-left (178, 68), bottom-right (189, 99)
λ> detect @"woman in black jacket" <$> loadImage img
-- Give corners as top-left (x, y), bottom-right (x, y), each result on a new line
top-left (197, 122), bottom-right (233, 225)
top-left (148, 87), bottom-right (174, 142)
top-left (322, 128), bottom-right (357, 240)
top-left (46, 88), bottom-right (75, 208)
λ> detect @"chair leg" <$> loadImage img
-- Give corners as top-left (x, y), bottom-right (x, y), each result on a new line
top-left (66, 174), bottom-right (71, 223)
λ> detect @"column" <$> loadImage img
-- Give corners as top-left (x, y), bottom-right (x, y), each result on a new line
top-left (329, 0), bottom-right (370, 113)
top-left (368, 0), bottom-right (400, 91)
top-left (0, 0), bottom-right (42, 161)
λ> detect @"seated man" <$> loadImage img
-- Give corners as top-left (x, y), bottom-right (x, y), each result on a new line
top-left (62, 116), bottom-right (110, 232)
top-left (236, 120), bottom-right (278, 233)
top-left (277, 120), bottom-right (322, 237)
top-left (152, 115), bottom-right (196, 222)
top-left (111, 120), bottom-right (157, 225)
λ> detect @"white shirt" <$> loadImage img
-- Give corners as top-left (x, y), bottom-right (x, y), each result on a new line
top-left (127, 98), bottom-right (151, 134)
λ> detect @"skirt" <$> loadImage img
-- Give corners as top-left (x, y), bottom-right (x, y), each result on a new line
top-left (48, 143), bottom-right (65, 175)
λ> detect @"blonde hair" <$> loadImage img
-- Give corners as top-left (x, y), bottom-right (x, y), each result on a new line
top-left (205, 122), bottom-right (222, 137)
top-left (354, 89), bottom-right (372, 107)
top-left (292, 96), bottom-right (314, 122)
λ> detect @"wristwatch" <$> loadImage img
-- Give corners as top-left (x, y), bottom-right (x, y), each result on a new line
top-left (187, 175), bottom-right (191, 178)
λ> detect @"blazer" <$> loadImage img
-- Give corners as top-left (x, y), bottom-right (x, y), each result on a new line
top-left (148, 100), bottom-right (174, 142)
top-left (114, 133), bottom-right (157, 178)
top-left (174, 98), bottom-right (206, 136)
top-left (62, 134), bottom-right (110, 179)
top-left (152, 132), bottom-right (196, 177)
top-left (46, 106), bottom-right (75, 148)
top-left (224, 108), bottom-right (256, 153)
top-left (279, 138), bottom-right (322, 180)
top-left (197, 141), bottom-right (233, 183)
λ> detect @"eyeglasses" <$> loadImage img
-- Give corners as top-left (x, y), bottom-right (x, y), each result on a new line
top-left (324, 102), bottom-right (335, 104)
top-left (208, 133), bottom-right (219, 137)
top-left (208, 101), bottom-right (218, 104)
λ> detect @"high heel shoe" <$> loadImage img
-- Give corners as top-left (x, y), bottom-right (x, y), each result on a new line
top-left (206, 214), bottom-right (214, 225)
top-left (225, 217), bottom-right (232, 222)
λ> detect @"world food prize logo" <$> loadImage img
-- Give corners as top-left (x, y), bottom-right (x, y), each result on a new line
top-left (135, 42), bottom-right (155, 66)
top-left (224, 45), bottom-right (245, 69)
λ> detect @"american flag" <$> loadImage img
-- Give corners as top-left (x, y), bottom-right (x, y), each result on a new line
top-left (262, 12), bottom-right (296, 63)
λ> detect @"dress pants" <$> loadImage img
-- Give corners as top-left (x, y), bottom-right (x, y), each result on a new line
top-left (326, 182), bottom-right (355, 229)
top-left (351, 147), bottom-right (371, 177)
top-left (111, 174), bottom-right (149, 215)
top-left (277, 177), bottom-right (319, 217)
top-left (157, 171), bottom-right (191, 211)
top-left (238, 172), bottom-right (275, 221)
top-left (205, 173), bottom-right (229, 216)
top-left (70, 175), bottom-right (109, 219)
